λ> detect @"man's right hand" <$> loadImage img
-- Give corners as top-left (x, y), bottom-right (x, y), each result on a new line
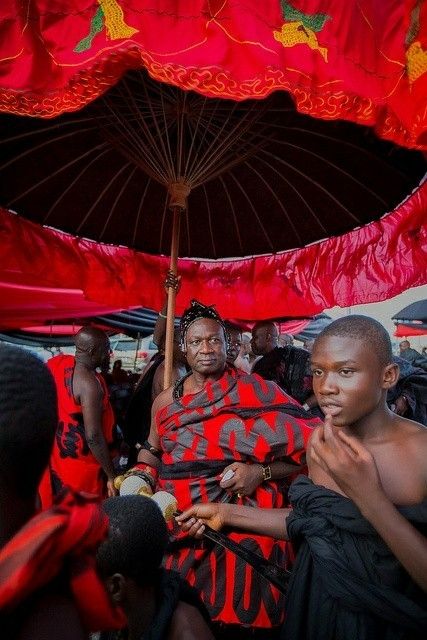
top-left (176, 503), bottom-right (228, 538)
top-left (106, 477), bottom-right (118, 497)
top-left (164, 270), bottom-right (181, 294)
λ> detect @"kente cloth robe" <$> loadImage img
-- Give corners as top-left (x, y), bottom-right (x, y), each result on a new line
top-left (283, 476), bottom-right (427, 640)
top-left (0, 490), bottom-right (125, 635)
top-left (157, 368), bottom-right (320, 629)
top-left (46, 355), bottom-right (116, 501)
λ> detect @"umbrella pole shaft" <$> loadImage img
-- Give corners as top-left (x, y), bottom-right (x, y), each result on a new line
top-left (164, 207), bottom-right (181, 390)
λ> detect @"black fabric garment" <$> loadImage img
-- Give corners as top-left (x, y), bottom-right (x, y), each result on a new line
top-left (100, 570), bottom-right (211, 640)
top-left (388, 357), bottom-right (427, 426)
top-left (400, 348), bottom-right (427, 371)
top-left (252, 346), bottom-right (312, 404)
top-left (122, 353), bottom-right (164, 451)
top-left (282, 476), bottom-right (427, 640)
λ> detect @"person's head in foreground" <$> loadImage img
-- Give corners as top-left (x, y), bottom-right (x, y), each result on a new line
top-left (97, 496), bottom-right (168, 603)
top-left (179, 300), bottom-right (228, 377)
top-left (97, 495), bottom-right (213, 639)
top-left (0, 344), bottom-right (57, 529)
top-left (311, 315), bottom-right (398, 428)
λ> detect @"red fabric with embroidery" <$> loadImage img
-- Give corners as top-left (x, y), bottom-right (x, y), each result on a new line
top-left (157, 368), bottom-right (319, 628)
top-left (0, 1), bottom-right (425, 148)
top-left (0, 490), bottom-right (126, 631)
top-left (46, 354), bottom-right (115, 501)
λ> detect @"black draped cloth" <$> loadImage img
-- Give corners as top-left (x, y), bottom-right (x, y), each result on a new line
top-left (252, 346), bottom-right (312, 404)
top-left (283, 476), bottom-right (427, 640)
top-left (99, 569), bottom-right (211, 640)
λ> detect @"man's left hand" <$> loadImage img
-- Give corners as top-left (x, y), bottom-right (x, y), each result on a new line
top-left (219, 462), bottom-right (263, 497)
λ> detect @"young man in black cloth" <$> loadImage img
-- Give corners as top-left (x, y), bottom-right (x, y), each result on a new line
top-left (96, 495), bottom-right (214, 640)
top-left (178, 315), bottom-right (427, 639)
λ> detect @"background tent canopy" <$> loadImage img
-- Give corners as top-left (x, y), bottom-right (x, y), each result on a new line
top-left (393, 300), bottom-right (427, 338)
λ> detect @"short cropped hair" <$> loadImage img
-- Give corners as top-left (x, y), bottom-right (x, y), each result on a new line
top-left (97, 496), bottom-right (169, 587)
top-left (0, 345), bottom-right (58, 499)
top-left (252, 320), bottom-right (278, 337)
top-left (315, 315), bottom-right (393, 366)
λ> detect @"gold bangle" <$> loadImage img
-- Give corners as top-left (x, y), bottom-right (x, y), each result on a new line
top-left (261, 464), bottom-right (272, 481)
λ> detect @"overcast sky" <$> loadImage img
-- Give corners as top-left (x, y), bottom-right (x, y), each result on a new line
top-left (324, 284), bottom-right (427, 348)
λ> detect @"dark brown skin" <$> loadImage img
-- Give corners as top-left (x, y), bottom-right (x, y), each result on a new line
top-left (178, 334), bottom-right (427, 593)
top-left (137, 318), bottom-right (301, 495)
top-left (105, 574), bottom-right (213, 640)
top-left (73, 327), bottom-right (117, 497)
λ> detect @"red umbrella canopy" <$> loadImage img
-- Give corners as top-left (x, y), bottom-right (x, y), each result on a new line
top-left (0, 69), bottom-right (425, 260)
top-left (1, 1), bottom-right (426, 149)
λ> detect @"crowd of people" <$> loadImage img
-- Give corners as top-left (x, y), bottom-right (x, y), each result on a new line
top-left (0, 289), bottom-right (426, 639)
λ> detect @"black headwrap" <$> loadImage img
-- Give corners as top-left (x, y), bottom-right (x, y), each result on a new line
top-left (180, 300), bottom-right (229, 351)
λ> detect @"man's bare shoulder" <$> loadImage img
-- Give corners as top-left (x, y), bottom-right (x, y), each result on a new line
top-left (152, 386), bottom-right (174, 414)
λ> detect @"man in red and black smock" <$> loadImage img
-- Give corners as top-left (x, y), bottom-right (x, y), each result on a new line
top-left (136, 300), bottom-right (320, 638)
top-left (40, 327), bottom-right (117, 507)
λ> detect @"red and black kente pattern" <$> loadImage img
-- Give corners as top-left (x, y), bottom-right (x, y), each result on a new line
top-left (47, 355), bottom-right (115, 498)
top-left (0, 489), bottom-right (125, 631)
top-left (158, 368), bottom-right (320, 628)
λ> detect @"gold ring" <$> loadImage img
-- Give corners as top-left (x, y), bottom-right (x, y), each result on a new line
top-left (237, 492), bottom-right (243, 498)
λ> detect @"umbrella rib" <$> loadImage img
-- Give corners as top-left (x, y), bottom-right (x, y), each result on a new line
top-left (202, 184), bottom-right (217, 257)
top-left (102, 84), bottom-right (169, 183)
top-left (158, 191), bottom-right (169, 254)
top-left (219, 175), bottom-right (243, 255)
top-left (227, 172), bottom-right (274, 252)
top-left (188, 101), bottom-right (243, 183)
top-left (258, 122), bottom-right (412, 181)
top-left (244, 160), bottom-right (303, 245)
top-left (132, 176), bottom-right (151, 247)
top-left (183, 96), bottom-right (208, 179)
top-left (99, 166), bottom-right (138, 240)
top-left (190, 104), bottom-right (263, 185)
top-left (140, 78), bottom-right (176, 182)
top-left (159, 89), bottom-right (176, 181)
top-left (260, 149), bottom-right (359, 222)
top-left (76, 161), bottom-right (132, 233)
top-left (6, 142), bottom-right (109, 207)
top-left (102, 91), bottom-right (170, 184)
top-left (0, 127), bottom-right (94, 172)
top-left (43, 145), bottom-right (110, 223)
top-left (272, 140), bottom-right (388, 206)
top-left (256, 153), bottom-right (327, 234)
top-left (186, 102), bottom-right (220, 178)
top-left (0, 117), bottom-right (97, 145)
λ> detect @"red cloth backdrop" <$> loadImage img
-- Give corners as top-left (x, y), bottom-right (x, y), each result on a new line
top-left (1, 180), bottom-right (426, 327)
top-left (0, 1), bottom-right (426, 149)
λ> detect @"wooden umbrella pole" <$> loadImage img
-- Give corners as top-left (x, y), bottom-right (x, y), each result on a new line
top-left (163, 206), bottom-right (181, 389)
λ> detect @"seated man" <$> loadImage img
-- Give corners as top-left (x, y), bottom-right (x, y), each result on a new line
top-left (179, 316), bottom-right (427, 640)
top-left (136, 300), bottom-right (320, 637)
top-left (0, 345), bottom-right (123, 639)
top-left (96, 495), bottom-right (214, 640)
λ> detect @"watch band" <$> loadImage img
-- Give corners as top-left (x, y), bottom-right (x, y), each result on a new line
top-left (261, 464), bottom-right (272, 481)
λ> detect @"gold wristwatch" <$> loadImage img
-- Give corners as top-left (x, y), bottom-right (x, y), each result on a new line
top-left (261, 464), bottom-right (272, 481)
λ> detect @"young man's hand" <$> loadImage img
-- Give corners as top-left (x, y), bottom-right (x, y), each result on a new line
top-left (176, 503), bottom-right (228, 538)
top-left (310, 415), bottom-right (383, 506)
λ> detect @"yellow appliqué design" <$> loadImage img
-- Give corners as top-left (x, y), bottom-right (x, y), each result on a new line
top-left (274, 1), bottom-right (330, 62)
top-left (406, 41), bottom-right (427, 84)
top-left (74, 0), bottom-right (138, 53)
